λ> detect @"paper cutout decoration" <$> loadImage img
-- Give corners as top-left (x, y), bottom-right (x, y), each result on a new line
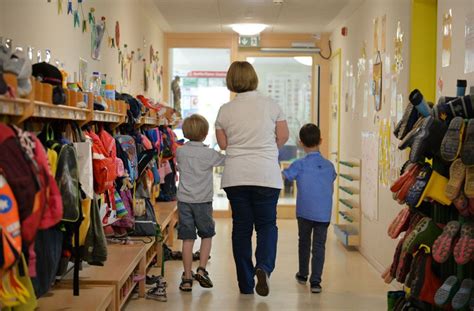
top-left (57, 0), bottom-right (63, 14)
top-left (91, 17), bottom-right (106, 60)
top-left (82, 19), bottom-right (87, 33)
top-left (115, 21), bottom-right (120, 48)
top-left (442, 9), bottom-right (453, 68)
top-left (79, 58), bottom-right (88, 90)
top-left (373, 17), bottom-right (379, 53)
top-left (373, 52), bottom-right (383, 111)
top-left (393, 21), bottom-right (404, 74)
top-left (88, 8), bottom-right (96, 25)
top-left (73, 10), bottom-right (80, 27)
top-left (150, 45), bottom-right (154, 61)
top-left (67, 0), bottom-right (72, 14)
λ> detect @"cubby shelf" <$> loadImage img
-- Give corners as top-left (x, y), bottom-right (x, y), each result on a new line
top-left (339, 160), bottom-right (360, 168)
top-left (339, 173), bottom-right (359, 181)
top-left (339, 186), bottom-right (359, 195)
top-left (339, 198), bottom-right (358, 209)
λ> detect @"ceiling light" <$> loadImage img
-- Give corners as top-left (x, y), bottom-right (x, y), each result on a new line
top-left (247, 57), bottom-right (256, 64)
top-left (294, 56), bottom-right (313, 66)
top-left (230, 23), bottom-right (267, 36)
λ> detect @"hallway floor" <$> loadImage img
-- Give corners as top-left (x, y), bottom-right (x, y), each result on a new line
top-left (127, 218), bottom-right (391, 310)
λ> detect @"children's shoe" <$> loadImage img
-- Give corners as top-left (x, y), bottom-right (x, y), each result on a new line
top-left (441, 117), bottom-right (465, 162)
top-left (195, 267), bottom-right (213, 288)
top-left (432, 221), bottom-right (461, 264)
top-left (453, 222), bottom-right (474, 265)
top-left (434, 275), bottom-right (459, 307)
top-left (465, 166), bottom-right (474, 199)
top-left (311, 284), bottom-right (322, 293)
top-left (461, 119), bottom-right (474, 166)
top-left (146, 275), bottom-right (167, 288)
top-left (295, 273), bottom-right (307, 285)
top-left (179, 272), bottom-right (193, 292)
top-left (255, 268), bottom-right (269, 297)
top-left (146, 285), bottom-right (167, 302)
top-left (452, 279), bottom-right (473, 310)
top-left (446, 159), bottom-right (466, 201)
top-left (402, 217), bottom-right (442, 254)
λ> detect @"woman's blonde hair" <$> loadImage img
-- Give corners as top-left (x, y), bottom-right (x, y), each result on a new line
top-left (182, 114), bottom-right (209, 141)
top-left (226, 61), bottom-right (258, 93)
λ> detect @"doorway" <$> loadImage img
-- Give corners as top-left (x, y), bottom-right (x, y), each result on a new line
top-left (249, 56), bottom-right (318, 207)
top-left (170, 48), bottom-right (231, 212)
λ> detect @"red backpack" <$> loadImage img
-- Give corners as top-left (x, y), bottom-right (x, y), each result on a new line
top-left (87, 130), bottom-right (117, 194)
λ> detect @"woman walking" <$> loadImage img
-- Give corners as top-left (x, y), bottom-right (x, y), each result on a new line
top-left (215, 61), bottom-right (289, 296)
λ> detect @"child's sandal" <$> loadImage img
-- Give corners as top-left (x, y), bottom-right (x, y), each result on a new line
top-left (179, 273), bottom-right (193, 292)
top-left (195, 267), bottom-right (213, 288)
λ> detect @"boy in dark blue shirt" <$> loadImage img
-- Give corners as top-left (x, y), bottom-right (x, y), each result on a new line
top-left (283, 123), bottom-right (336, 294)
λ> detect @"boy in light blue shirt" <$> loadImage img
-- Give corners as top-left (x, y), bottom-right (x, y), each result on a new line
top-left (283, 123), bottom-right (336, 294)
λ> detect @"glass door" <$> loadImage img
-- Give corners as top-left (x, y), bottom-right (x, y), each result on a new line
top-left (249, 56), bottom-right (317, 204)
top-left (170, 48), bottom-right (231, 212)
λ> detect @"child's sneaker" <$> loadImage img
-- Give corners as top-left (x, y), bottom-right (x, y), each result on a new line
top-left (145, 285), bottom-right (167, 302)
top-left (295, 273), bottom-right (307, 285)
top-left (146, 275), bottom-right (167, 288)
top-left (311, 284), bottom-right (322, 293)
top-left (195, 267), bottom-right (213, 288)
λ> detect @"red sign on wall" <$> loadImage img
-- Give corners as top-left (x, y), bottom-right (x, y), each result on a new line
top-left (187, 71), bottom-right (227, 78)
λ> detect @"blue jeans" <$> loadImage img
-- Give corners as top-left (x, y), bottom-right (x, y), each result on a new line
top-left (224, 186), bottom-right (280, 294)
top-left (297, 217), bottom-right (329, 286)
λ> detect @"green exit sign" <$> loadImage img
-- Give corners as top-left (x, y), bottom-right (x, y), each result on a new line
top-left (239, 35), bottom-right (260, 47)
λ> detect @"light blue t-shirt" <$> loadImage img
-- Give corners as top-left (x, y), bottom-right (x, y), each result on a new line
top-left (283, 152), bottom-right (337, 222)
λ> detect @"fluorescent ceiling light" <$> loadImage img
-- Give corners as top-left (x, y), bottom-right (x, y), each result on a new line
top-left (294, 56), bottom-right (312, 66)
top-left (261, 47), bottom-right (321, 53)
top-left (231, 23), bottom-right (267, 36)
top-left (247, 57), bottom-right (256, 64)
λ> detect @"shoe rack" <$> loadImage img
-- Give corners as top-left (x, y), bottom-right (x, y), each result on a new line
top-left (334, 158), bottom-right (361, 247)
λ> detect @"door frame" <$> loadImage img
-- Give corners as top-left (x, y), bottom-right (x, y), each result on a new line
top-left (330, 48), bottom-right (342, 224)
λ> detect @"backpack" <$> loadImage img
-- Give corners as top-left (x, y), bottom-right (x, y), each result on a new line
top-left (55, 144), bottom-right (81, 223)
top-left (88, 130), bottom-right (116, 194)
top-left (0, 173), bottom-right (21, 270)
top-left (115, 135), bottom-right (138, 182)
top-left (0, 125), bottom-right (41, 246)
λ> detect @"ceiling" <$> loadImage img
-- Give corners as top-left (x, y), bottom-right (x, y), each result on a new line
top-left (153, 0), bottom-right (364, 34)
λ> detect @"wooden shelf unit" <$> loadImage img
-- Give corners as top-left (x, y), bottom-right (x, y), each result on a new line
top-left (334, 158), bottom-right (361, 247)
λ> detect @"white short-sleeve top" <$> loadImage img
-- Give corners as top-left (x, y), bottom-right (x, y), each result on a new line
top-left (215, 90), bottom-right (286, 189)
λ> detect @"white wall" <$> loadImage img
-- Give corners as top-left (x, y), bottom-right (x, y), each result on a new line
top-left (437, 0), bottom-right (474, 97)
top-left (1, 0), bottom-right (164, 100)
top-left (330, 0), bottom-right (412, 271)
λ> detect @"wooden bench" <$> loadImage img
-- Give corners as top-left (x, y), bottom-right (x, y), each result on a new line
top-left (64, 244), bottom-right (146, 310)
top-left (154, 201), bottom-right (178, 268)
top-left (37, 284), bottom-right (115, 311)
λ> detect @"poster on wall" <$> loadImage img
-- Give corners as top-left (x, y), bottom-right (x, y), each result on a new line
top-left (442, 9), bottom-right (453, 68)
top-left (361, 131), bottom-right (379, 221)
top-left (465, 12), bottom-right (474, 73)
top-left (393, 21), bottom-right (404, 75)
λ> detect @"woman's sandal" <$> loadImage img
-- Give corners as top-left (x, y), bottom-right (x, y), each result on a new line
top-left (195, 267), bottom-right (214, 288)
top-left (179, 273), bottom-right (193, 292)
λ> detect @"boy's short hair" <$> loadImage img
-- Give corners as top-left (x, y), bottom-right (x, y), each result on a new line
top-left (226, 61), bottom-right (259, 93)
top-left (182, 114), bottom-right (209, 141)
top-left (299, 123), bottom-right (321, 148)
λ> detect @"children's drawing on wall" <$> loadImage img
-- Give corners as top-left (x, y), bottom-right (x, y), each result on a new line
top-left (91, 16), bottom-right (106, 60)
top-left (378, 118), bottom-right (390, 187)
top-left (396, 94), bottom-right (404, 123)
top-left (361, 131), bottom-right (379, 221)
top-left (442, 9), bottom-right (453, 68)
top-left (373, 52), bottom-right (383, 112)
top-left (390, 76), bottom-right (397, 120)
top-left (464, 12), bottom-right (474, 73)
top-left (393, 21), bottom-right (404, 75)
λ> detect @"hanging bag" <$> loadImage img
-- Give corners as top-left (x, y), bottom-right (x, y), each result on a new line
top-left (70, 124), bottom-right (94, 199)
